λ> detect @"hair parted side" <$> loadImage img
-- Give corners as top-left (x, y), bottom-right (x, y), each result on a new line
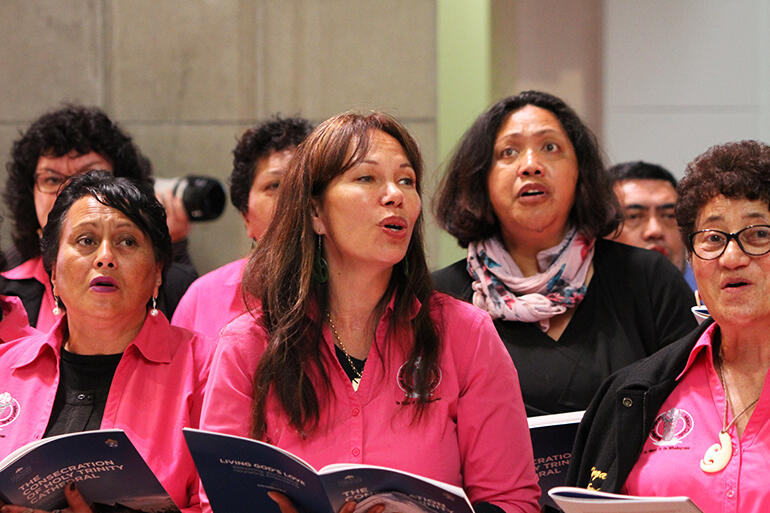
top-left (242, 112), bottom-right (440, 439)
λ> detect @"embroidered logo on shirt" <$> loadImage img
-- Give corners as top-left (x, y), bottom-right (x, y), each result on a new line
top-left (396, 357), bottom-right (442, 402)
top-left (649, 407), bottom-right (694, 446)
top-left (0, 392), bottom-right (20, 429)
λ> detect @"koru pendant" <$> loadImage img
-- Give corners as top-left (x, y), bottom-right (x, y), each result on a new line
top-left (700, 431), bottom-right (732, 473)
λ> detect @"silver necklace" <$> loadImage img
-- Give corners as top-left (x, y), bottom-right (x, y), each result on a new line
top-left (700, 357), bottom-right (760, 473)
top-left (327, 312), bottom-right (363, 391)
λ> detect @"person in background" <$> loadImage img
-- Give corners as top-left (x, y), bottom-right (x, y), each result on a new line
top-left (608, 160), bottom-right (696, 290)
top-left (1, 104), bottom-right (197, 329)
top-left (0, 228), bottom-right (37, 342)
top-left (200, 112), bottom-right (540, 513)
top-left (433, 90), bottom-right (697, 416)
top-left (0, 171), bottom-right (212, 513)
top-left (567, 140), bottom-right (770, 513)
top-left (171, 116), bottom-right (313, 338)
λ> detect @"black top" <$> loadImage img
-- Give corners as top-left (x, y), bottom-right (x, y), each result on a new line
top-left (432, 239), bottom-right (698, 416)
top-left (565, 320), bottom-right (712, 492)
top-left (44, 348), bottom-right (123, 437)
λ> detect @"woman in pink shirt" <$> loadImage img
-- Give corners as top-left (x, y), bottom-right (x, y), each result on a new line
top-left (171, 116), bottom-right (313, 339)
top-left (0, 171), bottom-right (212, 513)
top-left (200, 112), bottom-right (540, 513)
top-left (568, 141), bottom-right (770, 513)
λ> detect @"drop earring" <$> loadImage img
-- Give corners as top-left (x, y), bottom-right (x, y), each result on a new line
top-left (150, 296), bottom-right (159, 317)
top-left (52, 296), bottom-right (62, 316)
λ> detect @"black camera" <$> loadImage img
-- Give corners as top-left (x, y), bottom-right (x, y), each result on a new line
top-left (155, 176), bottom-right (226, 221)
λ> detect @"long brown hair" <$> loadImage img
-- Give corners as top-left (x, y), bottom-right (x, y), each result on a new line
top-left (242, 112), bottom-right (440, 439)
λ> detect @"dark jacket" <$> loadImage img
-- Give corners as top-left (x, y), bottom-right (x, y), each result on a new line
top-left (565, 319), bottom-right (715, 491)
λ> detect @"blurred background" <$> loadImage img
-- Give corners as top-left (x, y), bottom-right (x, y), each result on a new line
top-left (1, 0), bottom-right (768, 273)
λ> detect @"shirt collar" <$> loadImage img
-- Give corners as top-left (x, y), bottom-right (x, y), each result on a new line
top-left (676, 322), bottom-right (718, 381)
top-left (1, 256), bottom-right (49, 284)
top-left (11, 311), bottom-right (174, 369)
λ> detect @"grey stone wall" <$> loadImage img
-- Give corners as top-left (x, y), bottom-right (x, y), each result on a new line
top-left (0, 0), bottom-right (437, 273)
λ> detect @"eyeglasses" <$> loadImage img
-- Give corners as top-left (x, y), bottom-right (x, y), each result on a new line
top-left (33, 171), bottom-right (72, 194)
top-left (689, 224), bottom-right (770, 260)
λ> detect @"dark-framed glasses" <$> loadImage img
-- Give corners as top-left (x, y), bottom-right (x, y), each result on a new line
top-left (33, 170), bottom-right (71, 194)
top-left (689, 224), bottom-right (770, 260)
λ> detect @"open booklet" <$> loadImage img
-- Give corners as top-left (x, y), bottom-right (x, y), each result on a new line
top-left (183, 428), bottom-right (474, 513)
top-left (527, 410), bottom-right (584, 511)
top-left (548, 486), bottom-right (703, 513)
top-left (0, 429), bottom-right (177, 512)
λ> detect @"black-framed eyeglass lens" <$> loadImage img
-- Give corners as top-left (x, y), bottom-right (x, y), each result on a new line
top-left (689, 224), bottom-right (770, 260)
top-left (33, 171), bottom-right (70, 194)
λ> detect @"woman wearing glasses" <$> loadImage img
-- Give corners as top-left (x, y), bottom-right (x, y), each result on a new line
top-left (567, 140), bottom-right (770, 513)
top-left (1, 105), bottom-right (197, 330)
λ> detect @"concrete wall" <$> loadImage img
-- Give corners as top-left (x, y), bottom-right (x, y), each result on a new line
top-left (603, 0), bottom-right (770, 176)
top-left (0, 0), bottom-right (437, 273)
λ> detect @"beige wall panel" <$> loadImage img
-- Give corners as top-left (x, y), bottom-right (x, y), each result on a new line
top-left (126, 123), bottom-right (251, 272)
top-left (260, 0), bottom-right (436, 119)
top-left (109, 0), bottom-right (255, 121)
top-left (503, 0), bottom-right (603, 137)
top-left (0, 0), bottom-right (104, 119)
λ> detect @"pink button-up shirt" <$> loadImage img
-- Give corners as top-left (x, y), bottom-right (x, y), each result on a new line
top-left (171, 258), bottom-right (247, 339)
top-left (0, 295), bottom-right (37, 342)
top-left (201, 293), bottom-right (540, 513)
top-left (0, 313), bottom-right (213, 513)
top-left (624, 323), bottom-right (770, 513)
top-left (1, 256), bottom-right (60, 331)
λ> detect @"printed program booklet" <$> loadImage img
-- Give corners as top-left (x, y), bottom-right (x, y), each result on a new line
top-left (0, 429), bottom-right (177, 513)
top-left (548, 486), bottom-right (703, 513)
top-left (528, 410), bottom-right (584, 511)
top-left (183, 428), bottom-right (474, 513)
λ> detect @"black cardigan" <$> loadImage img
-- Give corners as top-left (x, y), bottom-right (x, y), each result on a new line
top-left (565, 319), bottom-right (714, 491)
top-left (433, 239), bottom-right (698, 416)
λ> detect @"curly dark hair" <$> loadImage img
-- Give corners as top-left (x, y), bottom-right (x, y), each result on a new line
top-left (4, 104), bottom-right (153, 261)
top-left (434, 90), bottom-right (622, 247)
top-left (677, 140), bottom-right (770, 249)
top-left (41, 170), bottom-right (172, 312)
top-left (230, 116), bottom-right (314, 213)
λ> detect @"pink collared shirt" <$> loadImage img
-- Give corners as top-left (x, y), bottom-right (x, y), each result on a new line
top-left (201, 293), bottom-right (540, 513)
top-left (0, 295), bottom-right (37, 342)
top-left (623, 323), bottom-right (770, 513)
top-left (0, 313), bottom-right (213, 513)
top-left (1, 256), bottom-right (60, 331)
top-left (171, 258), bottom-right (247, 339)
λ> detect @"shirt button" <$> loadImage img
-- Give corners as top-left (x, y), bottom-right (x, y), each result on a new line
top-left (727, 489), bottom-right (735, 498)
top-left (621, 397), bottom-right (633, 408)
top-left (352, 448), bottom-right (360, 457)
top-left (352, 408), bottom-right (360, 417)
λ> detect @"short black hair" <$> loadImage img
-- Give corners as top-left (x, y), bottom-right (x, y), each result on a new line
top-left (4, 104), bottom-right (153, 261)
top-left (434, 90), bottom-right (622, 247)
top-left (41, 170), bottom-right (172, 282)
top-left (229, 116), bottom-right (314, 213)
top-left (608, 161), bottom-right (677, 189)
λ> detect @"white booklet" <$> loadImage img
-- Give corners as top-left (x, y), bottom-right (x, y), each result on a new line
top-left (548, 486), bottom-right (703, 513)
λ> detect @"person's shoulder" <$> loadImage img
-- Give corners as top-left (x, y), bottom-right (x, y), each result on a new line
top-left (605, 320), bottom-right (708, 388)
top-left (431, 258), bottom-right (471, 299)
top-left (428, 291), bottom-right (496, 339)
top-left (199, 258), bottom-right (247, 282)
top-left (219, 309), bottom-right (267, 347)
